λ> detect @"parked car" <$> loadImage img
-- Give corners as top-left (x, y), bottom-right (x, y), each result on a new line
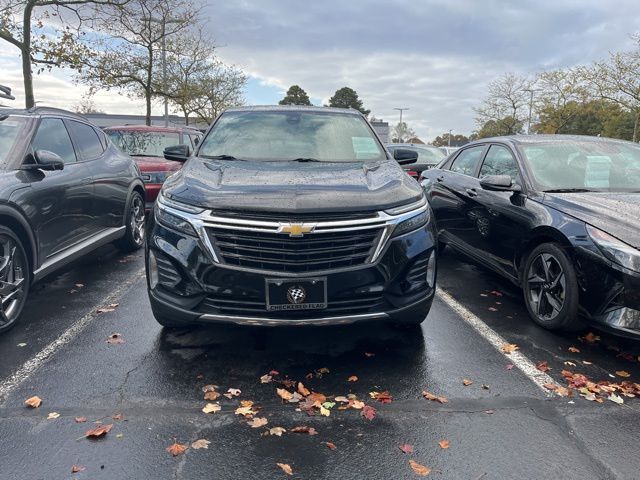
top-left (439, 146), bottom-right (460, 156)
top-left (422, 135), bottom-right (640, 336)
top-left (104, 125), bottom-right (202, 210)
top-left (387, 143), bottom-right (446, 180)
top-left (0, 107), bottom-right (145, 331)
top-left (146, 105), bottom-right (436, 328)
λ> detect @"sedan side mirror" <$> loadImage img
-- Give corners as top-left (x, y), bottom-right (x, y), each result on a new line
top-left (23, 150), bottom-right (65, 171)
top-left (164, 144), bottom-right (191, 162)
top-left (479, 174), bottom-right (521, 192)
top-left (393, 148), bottom-right (418, 165)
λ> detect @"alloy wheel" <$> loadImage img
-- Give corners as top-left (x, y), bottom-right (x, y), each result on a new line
top-left (0, 235), bottom-right (26, 329)
top-left (130, 195), bottom-right (145, 246)
top-left (526, 253), bottom-right (566, 320)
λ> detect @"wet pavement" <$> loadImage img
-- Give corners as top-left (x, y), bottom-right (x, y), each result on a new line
top-left (0, 246), bottom-right (638, 479)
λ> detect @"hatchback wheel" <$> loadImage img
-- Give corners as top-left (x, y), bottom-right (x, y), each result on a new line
top-left (0, 227), bottom-right (30, 333)
top-left (523, 243), bottom-right (580, 331)
top-left (116, 191), bottom-right (145, 252)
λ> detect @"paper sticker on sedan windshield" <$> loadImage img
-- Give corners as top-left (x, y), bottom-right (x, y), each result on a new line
top-left (352, 137), bottom-right (379, 159)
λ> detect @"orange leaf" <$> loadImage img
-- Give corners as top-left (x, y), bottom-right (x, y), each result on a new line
top-left (409, 460), bottom-right (431, 476)
top-left (71, 465), bottom-right (85, 473)
top-left (616, 371), bottom-right (631, 378)
top-left (399, 443), bottom-right (414, 454)
top-left (501, 343), bottom-right (519, 354)
top-left (325, 442), bottom-right (337, 450)
top-left (422, 391), bottom-right (448, 404)
top-left (348, 375), bottom-right (358, 382)
top-left (166, 442), bottom-right (188, 457)
top-left (568, 346), bottom-right (580, 353)
top-left (24, 396), bottom-right (42, 408)
top-left (297, 382), bottom-right (310, 396)
top-left (438, 439), bottom-right (450, 449)
top-left (462, 379), bottom-right (473, 386)
top-left (276, 388), bottom-right (293, 401)
top-left (536, 361), bottom-right (551, 373)
top-left (276, 463), bottom-right (293, 475)
top-left (291, 426), bottom-right (317, 435)
top-left (85, 424), bottom-right (113, 438)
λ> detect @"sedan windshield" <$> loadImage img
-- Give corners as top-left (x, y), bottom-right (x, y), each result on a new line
top-left (198, 110), bottom-right (386, 162)
top-left (107, 130), bottom-right (180, 157)
top-left (521, 140), bottom-right (640, 191)
top-left (0, 115), bottom-right (27, 168)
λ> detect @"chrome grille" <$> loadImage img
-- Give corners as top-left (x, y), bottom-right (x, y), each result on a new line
top-left (206, 227), bottom-right (382, 273)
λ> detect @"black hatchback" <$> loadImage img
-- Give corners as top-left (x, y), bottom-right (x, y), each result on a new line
top-left (0, 107), bottom-right (145, 331)
top-left (422, 135), bottom-right (640, 337)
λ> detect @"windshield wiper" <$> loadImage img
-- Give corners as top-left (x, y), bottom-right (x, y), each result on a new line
top-left (543, 188), bottom-right (595, 193)
top-left (290, 157), bottom-right (320, 162)
top-left (200, 154), bottom-right (242, 160)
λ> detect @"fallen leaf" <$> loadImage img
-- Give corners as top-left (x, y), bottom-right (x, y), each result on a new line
top-left (202, 403), bottom-right (221, 414)
top-left (297, 382), bottom-right (310, 396)
top-left (421, 391), bottom-right (448, 404)
top-left (191, 439), bottom-right (210, 450)
top-left (506, 364), bottom-right (514, 370)
top-left (240, 400), bottom-right (254, 407)
top-left (484, 409), bottom-right (495, 415)
top-left (616, 371), bottom-right (631, 378)
top-left (276, 388), bottom-right (294, 401)
top-left (116, 433), bottom-right (124, 439)
top-left (106, 333), bottom-right (124, 345)
top-left (361, 405), bottom-right (377, 420)
top-left (85, 424), bottom-right (113, 438)
top-left (202, 384), bottom-right (218, 393)
top-left (317, 367), bottom-right (330, 375)
top-left (488, 307), bottom-right (498, 312)
top-left (399, 443), bottom-right (414, 454)
top-left (291, 426), bottom-right (317, 435)
top-left (348, 375), bottom-right (358, 382)
top-left (260, 374), bottom-right (273, 384)
top-left (369, 390), bottom-right (393, 404)
top-left (462, 379), bottom-right (473, 386)
top-left (24, 396), bottom-right (42, 408)
top-left (288, 392), bottom-right (303, 403)
top-left (166, 441), bottom-right (188, 457)
top-left (17, 343), bottom-right (26, 347)
top-left (47, 412), bottom-right (60, 420)
top-left (235, 406), bottom-right (257, 417)
top-left (96, 304), bottom-right (118, 314)
top-left (481, 384), bottom-right (490, 390)
top-left (364, 352), bottom-right (375, 357)
top-left (581, 332), bottom-right (600, 344)
top-left (269, 427), bottom-right (286, 436)
top-left (248, 417), bottom-right (268, 428)
top-left (325, 442), bottom-right (337, 450)
top-left (204, 391), bottom-right (220, 401)
top-left (536, 361), bottom-right (551, 373)
top-left (71, 465), bottom-right (85, 474)
top-left (277, 463), bottom-right (293, 476)
top-left (568, 346), bottom-right (581, 353)
top-left (409, 460), bottom-right (431, 476)
top-left (349, 399), bottom-right (365, 409)
top-left (609, 393), bottom-right (624, 405)
top-left (75, 417), bottom-right (87, 423)
top-left (224, 388), bottom-right (241, 399)
top-left (334, 396), bottom-right (349, 403)
top-left (502, 343), bottom-right (519, 354)
top-left (438, 439), bottom-right (450, 449)
top-left (582, 361), bottom-right (593, 365)
top-left (319, 406), bottom-right (330, 417)
top-left (564, 361), bottom-right (577, 367)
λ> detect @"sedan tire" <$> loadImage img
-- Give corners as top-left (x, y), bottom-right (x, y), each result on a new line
top-left (523, 243), bottom-right (581, 331)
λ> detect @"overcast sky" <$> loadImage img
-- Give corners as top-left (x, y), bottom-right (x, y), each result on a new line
top-left (2, 0), bottom-right (639, 140)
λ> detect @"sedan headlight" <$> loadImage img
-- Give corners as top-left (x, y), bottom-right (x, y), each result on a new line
top-left (586, 225), bottom-right (640, 273)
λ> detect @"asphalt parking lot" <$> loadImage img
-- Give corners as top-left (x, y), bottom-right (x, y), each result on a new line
top-left (0, 246), bottom-right (639, 479)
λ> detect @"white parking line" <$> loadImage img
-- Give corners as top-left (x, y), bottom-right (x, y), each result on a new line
top-left (435, 288), bottom-right (559, 395)
top-left (0, 267), bottom-right (145, 405)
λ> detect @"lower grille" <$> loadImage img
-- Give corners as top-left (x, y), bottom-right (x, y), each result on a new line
top-left (207, 228), bottom-right (382, 273)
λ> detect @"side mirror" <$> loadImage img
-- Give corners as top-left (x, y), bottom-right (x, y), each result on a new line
top-left (479, 174), bottom-right (521, 192)
top-left (393, 148), bottom-right (418, 165)
top-left (23, 150), bottom-right (65, 171)
top-left (164, 144), bottom-right (191, 162)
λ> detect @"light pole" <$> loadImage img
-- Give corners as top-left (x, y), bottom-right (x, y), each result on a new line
top-left (393, 107), bottom-right (409, 142)
top-left (524, 88), bottom-right (537, 135)
top-left (145, 16), bottom-right (181, 127)
top-left (448, 129), bottom-right (452, 147)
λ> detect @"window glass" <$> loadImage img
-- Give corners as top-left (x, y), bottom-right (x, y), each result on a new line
top-left (0, 116), bottom-right (27, 168)
top-left (199, 111), bottom-right (386, 162)
top-left (32, 118), bottom-right (76, 164)
top-left (107, 130), bottom-right (180, 157)
top-left (449, 146), bottom-right (485, 176)
top-left (67, 120), bottom-right (104, 160)
top-left (412, 146), bottom-right (446, 165)
top-left (479, 145), bottom-right (521, 184)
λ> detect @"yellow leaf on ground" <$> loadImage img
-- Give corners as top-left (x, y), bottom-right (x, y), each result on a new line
top-left (409, 460), bottom-right (431, 476)
top-left (277, 463), bottom-right (293, 475)
top-left (248, 417), bottom-right (268, 428)
top-left (438, 439), bottom-right (450, 449)
top-left (191, 439), bottom-right (210, 449)
top-left (277, 388), bottom-right (293, 401)
top-left (202, 403), bottom-right (221, 414)
top-left (24, 396), bottom-right (42, 408)
top-left (502, 343), bottom-right (519, 354)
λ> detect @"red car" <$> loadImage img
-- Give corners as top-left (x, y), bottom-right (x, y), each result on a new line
top-left (104, 125), bottom-right (202, 209)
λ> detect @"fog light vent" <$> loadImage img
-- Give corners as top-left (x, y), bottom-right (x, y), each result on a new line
top-left (426, 250), bottom-right (436, 288)
top-left (153, 252), bottom-right (182, 288)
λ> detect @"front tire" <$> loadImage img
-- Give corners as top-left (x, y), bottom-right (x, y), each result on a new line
top-left (523, 243), bottom-right (580, 331)
top-left (116, 191), bottom-right (145, 252)
top-left (0, 227), bottom-right (30, 333)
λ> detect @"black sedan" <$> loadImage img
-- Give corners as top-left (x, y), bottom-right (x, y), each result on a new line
top-left (387, 143), bottom-right (446, 180)
top-left (422, 135), bottom-right (640, 337)
top-left (0, 107), bottom-right (145, 331)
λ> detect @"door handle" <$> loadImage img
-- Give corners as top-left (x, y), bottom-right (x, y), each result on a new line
top-left (465, 188), bottom-right (478, 197)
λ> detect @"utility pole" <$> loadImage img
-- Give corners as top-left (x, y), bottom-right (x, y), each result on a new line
top-left (393, 107), bottom-right (409, 142)
top-left (524, 88), bottom-right (537, 135)
top-left (448, 129), bottom-right (452, 147)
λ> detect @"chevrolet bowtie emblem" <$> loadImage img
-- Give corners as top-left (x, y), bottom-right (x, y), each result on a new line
top-left (278, 222), bottom-right (316, 237)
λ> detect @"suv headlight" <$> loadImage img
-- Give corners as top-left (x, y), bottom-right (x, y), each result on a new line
top-left (155, 191), bottom-right (201, 236)
top-left (586, 225), bottom-right (640, 273)
top-left (392, 210), bottom-right (430, 237)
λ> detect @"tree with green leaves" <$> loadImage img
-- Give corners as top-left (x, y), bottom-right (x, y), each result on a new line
top-left (474, 117), bottom-right (525, 139)
top-left (279, 85), bottom-right (311, 106)
top-left (431, 133), bottom-right (469, 147)
top-left (328, 87), bottom-right (370, 116)
top-left (0, 0), bottom-right (128, 108)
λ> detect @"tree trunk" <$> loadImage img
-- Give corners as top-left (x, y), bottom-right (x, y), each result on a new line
top-left (633, 110), bottom-right (640, 143)
top-left (22, 3), bottom-right (35, 108)
top-left (145, 90), bottom-right (152, 126)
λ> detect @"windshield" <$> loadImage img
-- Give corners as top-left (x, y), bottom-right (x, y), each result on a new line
top-left (198, 110), bottom-right (386, 162)
top-left (0, 115), bottom-right (27, 168)
top-left (106, 130), bottom-right (180, 157)
top-left (521, 140), bottom-right (640, 192)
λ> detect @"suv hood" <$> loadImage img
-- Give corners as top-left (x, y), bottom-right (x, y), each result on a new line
top-left (162, 157), bottom-right (423, 213)
top-left (542, 192), bottom-right (640, 248)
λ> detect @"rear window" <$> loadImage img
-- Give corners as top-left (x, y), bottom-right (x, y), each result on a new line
top-left (107, 130), bottom-right (180, 157)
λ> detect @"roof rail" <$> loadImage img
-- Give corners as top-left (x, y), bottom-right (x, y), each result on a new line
top-left (0, 85), bottom-right (15, 101)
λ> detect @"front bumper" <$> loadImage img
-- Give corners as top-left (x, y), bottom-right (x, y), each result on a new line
top-left (145, 209), bottom-right (437, 327)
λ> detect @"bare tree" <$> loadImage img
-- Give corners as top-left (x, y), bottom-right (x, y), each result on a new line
top-left (73, 91), bottom-right (104, 113)
top-left (474, 73), bottom-right (532, 135)
top-left (0, 0), bottom-right (127, 108)
top-left (391, 122), bottom-right (416, 143)
top-left (77, 0), bottom-right (199, 125)
top-left (579, 37), bottom-right (640, 141)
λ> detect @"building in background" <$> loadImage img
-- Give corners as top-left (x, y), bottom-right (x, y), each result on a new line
top-left (370, 119), bottom-right (390, 143)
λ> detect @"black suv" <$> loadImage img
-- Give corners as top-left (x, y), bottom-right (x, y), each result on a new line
top-left (146, 106), bottom-right (437, 327)
top-left (0, 107), bottom-right (145, 331)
